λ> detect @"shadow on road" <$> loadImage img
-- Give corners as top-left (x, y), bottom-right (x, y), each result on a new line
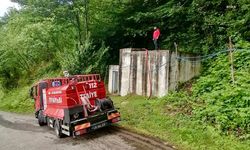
top-left (0, 115), bottom-right (47, 132)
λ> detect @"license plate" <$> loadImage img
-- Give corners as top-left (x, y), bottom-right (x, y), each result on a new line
top-left (91, 122), bottom-right (107, 130)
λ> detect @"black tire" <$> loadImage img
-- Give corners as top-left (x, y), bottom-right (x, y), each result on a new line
top-left (38, 119), bottom-right (44, 126)
top-left (54, 120), bottom-right (63, 138)
top-left (38, 110), bottom-right (46, 126)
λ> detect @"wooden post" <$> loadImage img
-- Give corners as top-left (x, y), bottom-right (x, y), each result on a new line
top-left (229, 37), bottom-right (235, 84)
top-left (174, 42), bottom-right (178, 90)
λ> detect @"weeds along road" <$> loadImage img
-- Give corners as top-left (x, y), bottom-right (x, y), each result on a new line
top-left (0, 111), bottom-right (173, 150)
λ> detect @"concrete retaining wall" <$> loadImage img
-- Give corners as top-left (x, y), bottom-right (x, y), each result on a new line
top-left (108, 48), bottom-right (201, 97)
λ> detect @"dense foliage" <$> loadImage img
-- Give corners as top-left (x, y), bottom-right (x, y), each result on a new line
top-left (164, 42), bottom-right (250, 138)
top-left (192, 50), bottom-right (250, 138)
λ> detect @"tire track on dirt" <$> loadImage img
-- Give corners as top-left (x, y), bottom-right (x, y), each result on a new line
top-left (111, 126), bottom-right (174, 150)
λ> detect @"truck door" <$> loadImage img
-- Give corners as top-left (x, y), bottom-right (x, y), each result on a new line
top-left (38, 82), bottom-right (48, 110)
top-left (31, 85), bottom-right (40, 112)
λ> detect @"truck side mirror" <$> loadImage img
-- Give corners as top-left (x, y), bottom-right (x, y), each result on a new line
top-left (29, 87), bottom-right (34, 99)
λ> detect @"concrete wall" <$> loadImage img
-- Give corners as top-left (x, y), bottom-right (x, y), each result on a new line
top-left (119, 48), bottom-right (132, 96)
top-left (109, 48), bottom-right (201, 97)
top-left (108, 65), bottom-right (119, 94)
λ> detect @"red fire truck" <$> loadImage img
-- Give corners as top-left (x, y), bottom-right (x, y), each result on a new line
top-left (29, 74), bottom-right (120, 137)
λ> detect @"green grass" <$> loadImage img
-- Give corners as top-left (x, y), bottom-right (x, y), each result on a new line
top-left (0, 86), bottom-right (34, 113)
top-left (111, 95), bottom-right (250, 150)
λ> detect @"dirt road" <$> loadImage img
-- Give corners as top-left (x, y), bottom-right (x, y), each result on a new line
top-left (0, 111), bottom-right (173, 150)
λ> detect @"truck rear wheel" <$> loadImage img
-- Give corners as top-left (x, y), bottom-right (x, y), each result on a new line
top-left (54, 120), bottom-right (63, 138)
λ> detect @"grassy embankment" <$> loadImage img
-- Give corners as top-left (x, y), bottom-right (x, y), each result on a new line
top-left (111, 95), bottom-right (250, 150)
top-left (0, 86), bottom-right (34, 113)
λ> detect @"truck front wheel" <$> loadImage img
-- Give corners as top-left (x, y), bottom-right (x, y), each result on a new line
top-left (38, 110), bottom-right (46, 126)
top-left (54, 120), bottom-right (63, 138)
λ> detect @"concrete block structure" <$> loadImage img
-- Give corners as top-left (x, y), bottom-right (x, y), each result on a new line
top-left (108, 65), bottom-right (119, 94)
top-left (108, 48), bottom-right (201, 97)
